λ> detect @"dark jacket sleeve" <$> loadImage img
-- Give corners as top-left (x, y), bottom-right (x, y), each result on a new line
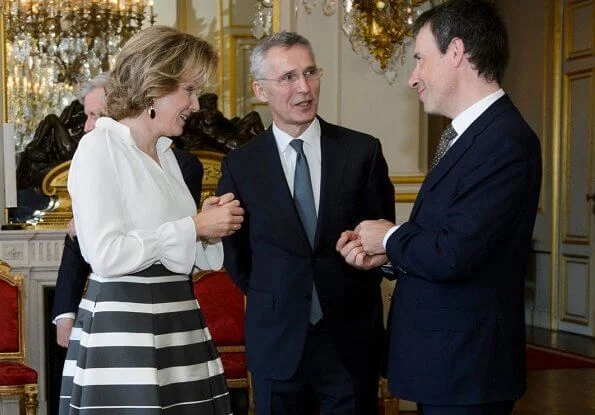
top-left (173, 148), bottom-right (204, 207)
top-left (386, 130), bottom-right (541, 282)
top-left (364, 138), bottom-right (396, 279)
top-left (217, 157), bottom-right (251, 293)
top-left (51, 235), bottom-right (91, 321)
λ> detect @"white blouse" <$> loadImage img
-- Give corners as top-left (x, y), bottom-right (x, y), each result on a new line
top-left (68, 117), bottom-right (223, 277)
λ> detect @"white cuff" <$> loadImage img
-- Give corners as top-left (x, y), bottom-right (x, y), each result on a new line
top-left (195, 239), bottom-right (224, 271)
top-left (383, 225), bottom-right (400, 250)
top-left (53, 313), bottom-right (76, 325)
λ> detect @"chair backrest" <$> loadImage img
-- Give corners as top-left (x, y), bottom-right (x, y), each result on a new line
top-left (192, 270), bottom-right (244, 347)
top-left (0, 261), bottom-right (25, 362)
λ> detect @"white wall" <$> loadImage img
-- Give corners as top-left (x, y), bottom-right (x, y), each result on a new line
top-left (284, 2), bottom-right (426, 177)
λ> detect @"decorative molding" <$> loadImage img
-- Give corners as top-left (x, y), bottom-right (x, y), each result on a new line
top-left (229, 34), bottom-right (259, 118)
top-left (2, 243), bottom-right (25, 262)
top-left (391, 175), bottom-right (424, 203)
top-left (0, 230), bottom-right (64, 268)
top-left (0, 229), bottom-right (65, 415)
top-left (550, 0), bottom-right (563, 331)
top-left (565, 0), bottom-right (593, 61)
top-left (560, 254), bottom-right (590, 326)
top-left (561, 69), bottom-right (593, 245)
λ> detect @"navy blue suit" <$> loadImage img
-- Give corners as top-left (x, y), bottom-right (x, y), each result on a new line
top-left (217, 118), bottom-right (395, 413)
top-left (50, 148), bottom-right (204, 321)
top-left (385, 95), bottom-right (541, 408)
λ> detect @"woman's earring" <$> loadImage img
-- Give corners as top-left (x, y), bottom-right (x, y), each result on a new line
top-left (148, 102), bottom-right (156, 119)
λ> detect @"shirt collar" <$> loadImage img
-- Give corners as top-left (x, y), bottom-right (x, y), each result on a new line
top-left (451, 89), bottom-right (505, 136)
top-left (96, 116), bottom-right (173, 153)
top-left (273, 118), bottom-right (321, 154)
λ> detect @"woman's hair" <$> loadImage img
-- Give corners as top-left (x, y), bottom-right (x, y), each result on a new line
top-left (106, 26), bottom-right (218, 120)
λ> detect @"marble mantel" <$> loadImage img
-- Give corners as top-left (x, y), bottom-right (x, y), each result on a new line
top-left (0, 229), bottom-right (66, 415)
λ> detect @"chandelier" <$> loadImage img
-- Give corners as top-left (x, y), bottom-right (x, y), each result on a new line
top-left (251, 0), bottom-right (274, 39)
top-left (1, 0), bottom-right (156, 154)
top-left (252, 0), bottom-right (442, 84)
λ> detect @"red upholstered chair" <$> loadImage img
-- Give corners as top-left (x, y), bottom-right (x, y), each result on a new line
top-left (0, 261), bottom-right (38, 415)
top-left (192, 269), bottom-right (254, 415)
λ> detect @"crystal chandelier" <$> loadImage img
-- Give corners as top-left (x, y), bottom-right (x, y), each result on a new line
top-left (251, 0), bottom-right (273, 39)
top-left (252, 0), bottom-right (442, 84)
top-left (1, 0), bottom-right (156, 154)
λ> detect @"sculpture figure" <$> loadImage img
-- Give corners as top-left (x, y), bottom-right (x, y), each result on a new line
top-left (178, 93), bottom-right (264, 153)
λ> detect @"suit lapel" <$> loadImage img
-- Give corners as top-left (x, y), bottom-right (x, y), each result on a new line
top-left (316, 118), bottom-right (349, 248)
top-left (254, 128), bottom-right (311, 249)
top-left (410, 95), bottom-right (514, 220)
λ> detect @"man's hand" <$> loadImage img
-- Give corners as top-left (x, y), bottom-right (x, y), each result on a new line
top-left (67, 219), bottom-right (77, 240)
top-left (336, 230), bottom-right (389, 270)
top-left (354, 219), bottom-right (395, 255)
top-left (56, 318), bottom-right (74, 348)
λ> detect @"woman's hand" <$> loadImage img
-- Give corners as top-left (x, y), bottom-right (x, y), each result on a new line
top-left (193, 193), bottom-right (244, 238)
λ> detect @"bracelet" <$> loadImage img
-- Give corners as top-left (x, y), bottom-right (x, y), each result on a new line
top-left (199, 236), bottom-right (210, 250)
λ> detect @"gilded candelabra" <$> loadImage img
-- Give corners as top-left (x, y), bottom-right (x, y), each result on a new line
top-left (1, 0), bottom-right (156, 154)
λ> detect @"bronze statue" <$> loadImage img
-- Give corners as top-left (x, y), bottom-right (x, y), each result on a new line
top-left (16, 100), bottom-right (86, 190)
top-left (177, 93), bottom-right (264, 153)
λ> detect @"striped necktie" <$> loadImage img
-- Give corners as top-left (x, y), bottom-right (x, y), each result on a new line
top-left (429, 124), bottom-right (457, 171)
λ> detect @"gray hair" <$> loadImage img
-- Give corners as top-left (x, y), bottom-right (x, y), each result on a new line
top-left (78, 71), bottom-right (110, 104)
top-left (250, 31), bottom-right (315, 80)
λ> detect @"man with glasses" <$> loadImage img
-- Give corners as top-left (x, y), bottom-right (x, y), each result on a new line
top-left (218, 31), bottom-right (395, 415)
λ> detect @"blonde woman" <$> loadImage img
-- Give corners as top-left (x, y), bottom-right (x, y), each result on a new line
top-left (59, 26), bottom-right (242, 414)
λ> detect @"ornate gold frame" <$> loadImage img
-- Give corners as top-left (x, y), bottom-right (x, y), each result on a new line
top-left (391, 175), bottom-right (424, 204)
top-left (190, 150), bottom-right (225, 206)
top-left (37, 160), bottom-right (73, 229)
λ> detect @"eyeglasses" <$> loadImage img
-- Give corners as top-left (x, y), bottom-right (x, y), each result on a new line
top-left (256, 67), bottom-right (324, 86)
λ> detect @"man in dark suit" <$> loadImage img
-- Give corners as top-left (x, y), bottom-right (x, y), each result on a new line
top-left (217, 32), bottom-right (395, 414)
top-left (337, 1), bottom-right (542, 414)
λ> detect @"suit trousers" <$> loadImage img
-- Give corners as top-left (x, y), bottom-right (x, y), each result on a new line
top-left (252, 321), bottom-right (378, 415)
top-left (417, 400), bottom-right (515, 415)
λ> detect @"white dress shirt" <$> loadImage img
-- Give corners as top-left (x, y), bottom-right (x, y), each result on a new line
top-left (68, 117), bottom-right (223, 278)
top-left (272, 118), bottom-right (322, 212)
top-left (382, 89), bottom-right (506, 249)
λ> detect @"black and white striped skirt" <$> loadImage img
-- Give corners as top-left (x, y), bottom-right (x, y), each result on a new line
top-left (59, 264), bottom-right (232, 414)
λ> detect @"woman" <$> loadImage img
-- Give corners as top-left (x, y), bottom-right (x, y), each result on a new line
top-left (59, 26), bottom-right (243, 414)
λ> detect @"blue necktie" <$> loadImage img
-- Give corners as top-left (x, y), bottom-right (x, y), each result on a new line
top-left (290, 139), bottom-right (323, 325)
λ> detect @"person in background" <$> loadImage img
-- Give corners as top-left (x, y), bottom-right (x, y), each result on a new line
top-left (52, 72), bottom-right (109, 350)
top-left (337, 1), bottom-right (542, 414)
top-left (218, 31), bottom-right (395, 415)
top-left (59, 26), bottom-right (244, 414)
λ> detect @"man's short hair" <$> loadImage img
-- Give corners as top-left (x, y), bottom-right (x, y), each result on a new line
top-left (78, 72), bottom-right (110, 104)
top-left (413, 0), bottom-right (509, 84)
top-left (250, 31), bottom-right (315, 80)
